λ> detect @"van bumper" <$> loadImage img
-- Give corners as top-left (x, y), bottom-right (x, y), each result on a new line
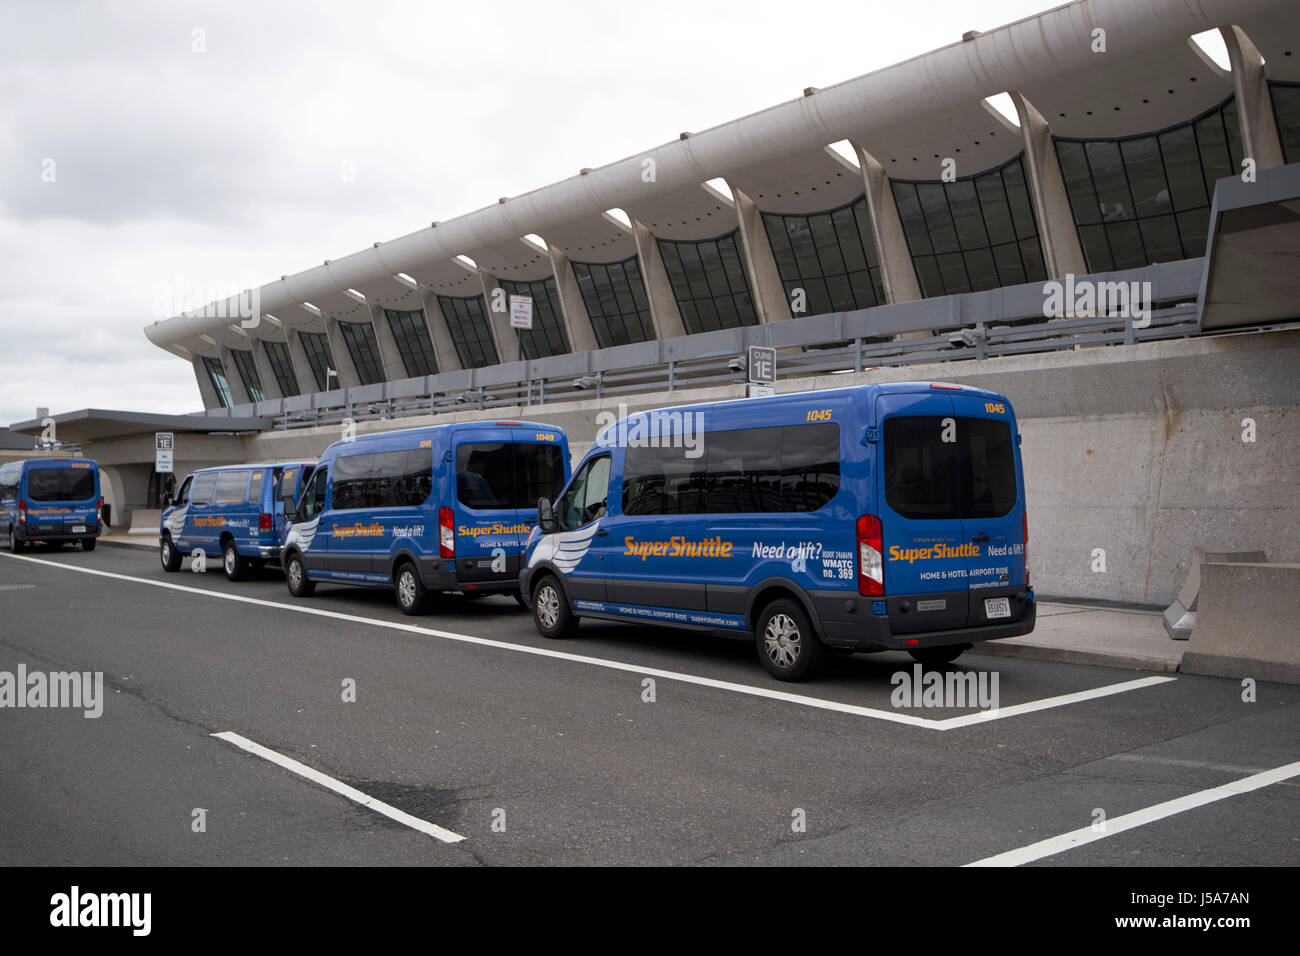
top-left (417, 556), bottom-right (518, 595)
top-left (14, 524), bottom-right (101, 543)
top-left (813, 589), bottom-right (1036, 651)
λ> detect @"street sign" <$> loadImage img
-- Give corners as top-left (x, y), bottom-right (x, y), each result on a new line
top-left (747, 346), bottom-right (776, 385)
top-left (509, 295), bottom-right (534, 330)
top-left (155, 433), bottom-right (174, 474)
top-left (747, 384), bottom-right (775, 398)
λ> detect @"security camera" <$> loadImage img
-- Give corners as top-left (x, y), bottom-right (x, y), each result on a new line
top-left (728, 355), bottom-right (746, 373)
top-left (573, 375), bottom-right (599, 391)
top-left (948, 329), bottom-right (977, 348)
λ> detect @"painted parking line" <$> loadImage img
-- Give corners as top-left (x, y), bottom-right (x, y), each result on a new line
top-left (212, 731), bottom-right (466, 843)
top-left (964, 760), bottom-right (1300, 867)
top-left (3, 552), bottom-right (1175, 731)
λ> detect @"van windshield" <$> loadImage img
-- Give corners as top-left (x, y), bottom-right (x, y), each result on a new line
top-left (457, 443), bottom-right (566, 510)
top-left (27, 467), bottom-right (95, 502)
top-left (883, 417), bottom-right (1017, 519)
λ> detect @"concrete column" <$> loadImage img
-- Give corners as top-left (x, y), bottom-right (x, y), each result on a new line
top-left (547, 246), bottom-right (599, 351)
top-left (1222, 26), bottom-right (1285, 171)
top-left (1010, 91), bottom-right (1088, 278)
top-left (732, 186), bottom-right (792, 323)
top-left (631, 219), bottom-right (687, 339)
top-left (851, 143), bottom-right (923, 304)
top-left (191, 356), bottom-right (221, 410)
top-left (366, 300), bottom-right (408, 380)
top-left (477, 270), bottom-right (521, 364)
top-left (324, 318), bottom-right (363, 388)
top-left (218, 345), bottom-right (254, 405)
top-left (286, 329), bottom-right (319, 394)
top-left (249, 337), bottom-right (283, 401)
top-left (417, 289), bottom-right (463, 373)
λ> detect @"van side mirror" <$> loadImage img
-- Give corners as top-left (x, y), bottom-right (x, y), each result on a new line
top-left (537, 497), bottom-right (556, 534)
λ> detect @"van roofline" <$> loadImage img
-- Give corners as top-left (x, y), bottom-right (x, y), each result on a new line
top-left (188, 460), bottom-right (317, 473)
top-left (10, 457), bottom-right (99, 466)
top-left (318, 419), bottom-right (564, 452)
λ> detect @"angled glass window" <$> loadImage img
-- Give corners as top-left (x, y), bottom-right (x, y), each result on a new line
top-left (572, 256), bottom-right (654, 348)
top-left (384, 308), bottom-right (438, 378)
top-left (496, 276), bottom-right (571, 360)
top-left (436, 295), bottom-right (499, 369)
top-left (263, 340), bottom-right (300, 397)
top-left (762, 197), bottom-right (886, 316)
top-left (891, 154), bottom-right (1046, 297)
top-left (297, 331), bottom-right (335, 392)
top-left (201, 356), bottom-right (232, 408)
top-left (1270, 82), bottom-right (1300, 164)
top-left (230, 348), bottom-right (265, 403)
top-left (338, 320), bottom-right (385, 385)
top-left (657, 230), bottom-right (758, 334)
top-left (1054, 97), bottom-right (1243, 271)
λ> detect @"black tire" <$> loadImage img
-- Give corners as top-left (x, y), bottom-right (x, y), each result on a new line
top-left (394, 561), bottom-right (430, 615)
top-left (755, 598), bottom-right (823, 682)
top-left (222, 539), bottom-right (248, 581)
top-left (160, 536), bottom-right (182, 572)
top-left (532, 574), bottom-right (577, 639)
top-left (285, 551), bottom-right (315, 597)
top-left (81, 538), bottom-right (96, 551)
top-left (8, 527), bottom-right (23, 553)
top-left (908, 645), bottom-right (968, 667)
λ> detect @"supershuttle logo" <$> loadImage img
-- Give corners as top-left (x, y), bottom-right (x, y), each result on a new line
top-left (329, 522), bottom-right (385, 538)
top-left (459, 522), bottom-right (532, 538)
top-left (624, 536), bottom-right (733, 560)
top-left (888, 543), bottom-right (981, 563)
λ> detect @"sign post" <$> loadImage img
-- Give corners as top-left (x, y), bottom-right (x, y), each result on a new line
top-left (746, 346), bottom-right (776, 398)
top-left (155, 433), bottom-right (174, 474)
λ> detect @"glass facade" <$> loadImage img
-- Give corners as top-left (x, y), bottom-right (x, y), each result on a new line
top-left (201, 356), bottom-right (232, 408)
top-left (384, 308), bottom-right (438, 378)
top-left (762, 197), bottom-right (886, 316)
top-left (657, 230), bottom-right (758, 334)
top-left (263, 340), bottom-right (300, 397)
top-left (436, 295), bottom-right (499, 369)
top-left (230, 348), bottom-right (265, 403)
top-left (1055, 98), bottom-right (1244, 271)
top-left (1270, 82), bottom-right (1300, 165)
top-left (496, 277), bottom-right (571, 360)
top-left (338, 320), bottom-right (385, 385)
top-left (572, 257), bottom-right (654, 348)
top-left (891, 155), bottom-right (1045, 297)
top-left (297, 330), bottom-right (335, 392)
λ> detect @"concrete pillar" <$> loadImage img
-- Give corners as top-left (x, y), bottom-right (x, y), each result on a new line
top-left (631, 219), bottom-right (687, 339)
top-left (547, 246), bottom-right (599, 351)
top-left (477, 270), bottom-right (521, 364)
top-left (250, 337), bottom-right (283, 401)
top-left (217, 345), bottom-right (254, 405)
top-left (417, 289), bottom-right (463, 373)
top-left (367, 300), bottom-right (408, 380)
top-left (286, 329), bottom-right (319, 394)
top-left (324, 318), bottom-right (362, 388)
top-left (1010, 91), bottom-right (1088, 278)
top-left (850, 143), bottom-right (923, 304)
top-left (732, 186), bottom-right (792, 323)
top-left (191, 356), bottom-right (222, 410)
top-left (1222, 26), bottom-right (1285, 171)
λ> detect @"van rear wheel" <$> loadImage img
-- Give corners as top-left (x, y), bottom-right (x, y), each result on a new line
top-left (756, 599), bottom-right (823, 682)
top-left (160, 536), bottom-right (182, 572)
top-left (908, 645), bottom-right (967, 667)
top-left (9, 528), bottom-right (23, 553)
top-left (222, 540), bottom-right (248, 581)
top-left (533, 575), bottom-right (577, 639)
top-left (394, 562), bottom-right (430, 615)
top-left (285, 552), bottom-right (315, 597)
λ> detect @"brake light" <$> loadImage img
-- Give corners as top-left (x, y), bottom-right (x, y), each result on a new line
top-left (1023, 511), bottom-right (1030, 587)
top-left (857, 514), bottom-right (884, 597)
top-left (929, 383), bottom-right (963, 390)
top-left (439, 507), bottom-right (454, 558)
top-left (97, 497), bottom-right (103, 524)
top-left (18, 500), bottom-right (25, 525)
top-left (259, 513), bottom-right (273, 531)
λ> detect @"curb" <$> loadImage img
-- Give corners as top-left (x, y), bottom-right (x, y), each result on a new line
top-left (968, 640), bottom-right (1182, 673)
top-left (98, 537), bottom-right (156, 550)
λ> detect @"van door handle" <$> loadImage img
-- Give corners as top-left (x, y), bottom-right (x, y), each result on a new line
top-left (594, 529), bottom-right (609, 537)
top-left (971, 533), bottom-right (990, 542)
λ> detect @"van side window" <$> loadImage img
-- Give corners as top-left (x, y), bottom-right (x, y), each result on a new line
top-left (778, 423), bottom-right (840, 512)
top-left (298, 468), bottom-right (328, 521)
top-left (213, 470), bottom-right (251, 504)
top-left (883, 416), bottom-right (1016, 519)
top-left (706, 427), bottom-right (781, 513)
top-left (278, 467), bottom-right (301, 503)
top-left (190, 473), bottom-right (217, 506)
top-left (622, 446), bottom-right (706, 515)
top-left (333, 451), bottom-right (433, 511)
top-left (247, 471), bottom-right (264, 505)
top-left (559, 455), bottom-right (611, 529)
top-left (0, 464), bottom-right (19, 501)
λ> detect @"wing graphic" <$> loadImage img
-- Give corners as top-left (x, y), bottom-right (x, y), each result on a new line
top-left (285, 515), bottom-right (321, 552)
top-left (529, 522), bottom-right (601, 573)
top-left (163, 505), bottom-right (188, 537)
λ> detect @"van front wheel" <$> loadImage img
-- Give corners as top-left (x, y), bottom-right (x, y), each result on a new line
top-left (160, 536), bottom-right (182, 572)
top-left (756, 599), bottom-right (823, 682)
top-left (533, 576), bottom-right (577, 639)
top-left (285, 552), bottom-right (315, 597)
top-left (394, 562), bottom-right (430, 615)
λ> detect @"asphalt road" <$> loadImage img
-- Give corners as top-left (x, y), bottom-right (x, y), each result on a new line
top-left (1, 543), bottom-right (1296, 867)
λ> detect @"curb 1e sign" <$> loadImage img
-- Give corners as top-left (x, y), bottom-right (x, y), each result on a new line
top-left (747, 346), bottom-right (775, 398)
top-left (155, 433), bottom-right (173, 474)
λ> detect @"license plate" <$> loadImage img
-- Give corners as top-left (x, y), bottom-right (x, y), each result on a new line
top-left (984, 597), bottom-right (1011, 619)
top-left (71, 525), bottom-right (86, 534)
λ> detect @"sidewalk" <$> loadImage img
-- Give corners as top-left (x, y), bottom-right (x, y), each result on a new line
top-left (98, 530), bottom-right (157, 549)
top-left (969, 601), bottom-right (1181, 672)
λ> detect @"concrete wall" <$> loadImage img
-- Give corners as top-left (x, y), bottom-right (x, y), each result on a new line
top-left (159, 329), bottom-right (1299, 608)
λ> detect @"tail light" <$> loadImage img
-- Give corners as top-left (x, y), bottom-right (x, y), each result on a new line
top-left (18, 500), bottom-right (25, 525)
top-left (439, 507), bottom-right (455, 558)
top-left (259, 513), bottom-right (273, 531)
top-left (97, 497), bottom-right (103, 524)
top-left (1023, 511), bottom-right (1030, 587)
top-left (857, 514), bottom-right (884, 597)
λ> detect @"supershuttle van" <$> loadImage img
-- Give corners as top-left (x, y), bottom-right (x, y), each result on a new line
top-left (282, 421), bottom-right (569, 614)
top-left (1, 458), bottom-right (102, 552)
top-left (159, 461), bottom-right (315, 579)
top-left (521, 382), bottom-right (1035, 681)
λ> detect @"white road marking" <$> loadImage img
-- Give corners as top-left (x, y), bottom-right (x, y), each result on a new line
top-left (964, 760), bottom-right (1300, 867)
top-left (211, 731), bottom-right (465, 843)
top-left (3, 552), bottom-right (1174, 731)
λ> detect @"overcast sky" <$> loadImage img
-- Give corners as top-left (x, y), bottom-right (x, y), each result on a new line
top-left (0, 0), bottom-right (1054, 426)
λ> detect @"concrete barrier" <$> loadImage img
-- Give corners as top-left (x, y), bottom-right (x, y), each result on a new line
top-left (1162, 548), bottom-right (1267, 640)
top-left (127, 508), bottom-right (162, 536)
top-left (1180, 562), bottom-right (1300, 684)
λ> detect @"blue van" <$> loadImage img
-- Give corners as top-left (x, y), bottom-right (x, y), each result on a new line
top-left (521, 382), bottom-right (1035, 680)
top-left (282, 421), bottom-right (569, 614)
top-left (159, 461), bottom-right (315, 580)
top-left (1, 458), bottom-right (102, 552)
